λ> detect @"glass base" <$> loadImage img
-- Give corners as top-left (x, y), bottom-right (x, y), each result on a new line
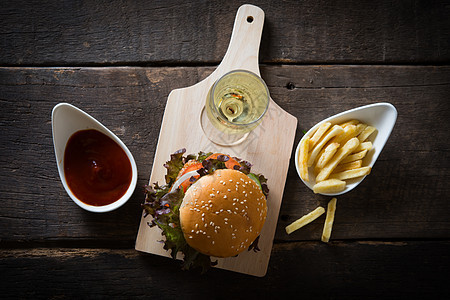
top-left (200, 107), bottom-right (249, 146)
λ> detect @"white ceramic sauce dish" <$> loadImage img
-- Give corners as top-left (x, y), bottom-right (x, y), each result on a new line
top-left (295, 102), bottom-right (397, 196)
top-left (52, 103), bottom-right (138, 212)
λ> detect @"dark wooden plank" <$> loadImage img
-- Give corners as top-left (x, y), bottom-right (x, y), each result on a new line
top-left (0, 66), bottom-right (449, 243)
top-left (1, 241), bottom-right (449, 298)
top-left (1, 0), bottom-right (449, 66)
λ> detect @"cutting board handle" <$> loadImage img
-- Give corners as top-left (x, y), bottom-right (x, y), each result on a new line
top-left (216, 4), bottom-right (265, 77)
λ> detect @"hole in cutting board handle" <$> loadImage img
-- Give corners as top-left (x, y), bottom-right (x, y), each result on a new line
top-left (247, 16), bottom-right (254, 23)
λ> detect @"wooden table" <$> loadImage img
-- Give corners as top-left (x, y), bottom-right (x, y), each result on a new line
top-left (1, 0), bottom-right (449, 298)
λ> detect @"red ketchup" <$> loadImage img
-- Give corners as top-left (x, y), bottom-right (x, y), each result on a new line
top-left (64, 129), bottom-right (132, 206)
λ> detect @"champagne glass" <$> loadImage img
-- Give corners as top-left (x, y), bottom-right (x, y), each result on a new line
top-left (200, 70), bottom-right (269, 146)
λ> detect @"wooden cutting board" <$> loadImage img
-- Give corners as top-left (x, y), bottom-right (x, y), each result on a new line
top-left (135, 4), bottom-right (297, 277)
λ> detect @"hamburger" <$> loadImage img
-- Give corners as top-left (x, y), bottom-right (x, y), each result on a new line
top-left (142, 148), bottom-right (269, 272)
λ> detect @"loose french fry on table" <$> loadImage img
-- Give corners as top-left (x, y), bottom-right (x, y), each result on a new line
top-left (340, 149), bottom-right (368, 164)
top-left (298, 136), bottom-right (310, 182)
top-left (329, 166), bottom-right (371, 181)
top-left (316, 137), bottom-right (360, 182)
top-left (358, 125), bottom-right (376, 142)
top-left (313, 179), bottom-right (346, 194)
top-left (322, 197), bottom-right (337, 243)
top-left (309, 122), bottom-right (331, 149)
top-left (307, 125), bottom-right (344, 167)
top-left (285, 206), bottom-right (326, 234)
top-left (332, 160), bottom-right (362, 173)
top-left (315, 142), bottom-right (340, 170)
top-left (353, 141), bottom-right (372, 153)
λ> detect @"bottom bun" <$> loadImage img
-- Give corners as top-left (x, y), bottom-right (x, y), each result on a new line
top-left (179, 169), bottom-right (267, 258)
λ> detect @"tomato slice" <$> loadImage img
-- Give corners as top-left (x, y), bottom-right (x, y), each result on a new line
top-left (176, 160), bottom-right (203, 192)
top-left (206, 153), bottom-right (240, 170)
top-left (174, 154), bottom-right (241, 192)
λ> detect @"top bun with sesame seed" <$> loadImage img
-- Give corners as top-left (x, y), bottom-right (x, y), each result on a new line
top-left (142, 149), bottom-right (269, 271)
top-left (179, 168), bottom-right (268, 258)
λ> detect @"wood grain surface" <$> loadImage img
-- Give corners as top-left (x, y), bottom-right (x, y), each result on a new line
top-left (1, 242), bottom-right (449, 298)
top-left (1, 65), bottom-right (449, 243)
top-left (1, 0), bottom-right (449, 297)
top-left (1, 0), bottom-right (449, 65)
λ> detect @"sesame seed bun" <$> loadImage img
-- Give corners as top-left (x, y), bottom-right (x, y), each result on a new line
top-left (179, 169), bottom-right (267, 258)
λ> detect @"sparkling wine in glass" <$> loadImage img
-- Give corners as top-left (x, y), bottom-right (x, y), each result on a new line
top-left (201, 70), bottom-right (269, 145)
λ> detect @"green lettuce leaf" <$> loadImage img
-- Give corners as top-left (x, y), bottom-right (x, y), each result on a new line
top-left (197, 151), bottom-right (213, 162)
top-left (257, 174), bottom-right (269, 197)
top-left (163, 148), bottom-right (186, 186)
top-left (143, 184), bottom-right (216, 272)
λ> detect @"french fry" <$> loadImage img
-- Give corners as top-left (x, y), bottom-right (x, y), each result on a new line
top-left (330, 124), bottom-right (356, 145)
top-left (339, 119), bottom-right (359, 128)
top-left (358, 125), bottom-right (376, 142)
top-left (285, 206), bottom-right (325, 234)
top-left (321, 197), bottom-right (337, 243)
top-left (309, 122), bottom-right (331, 149)
top-left (298, 137), bottom-right (310, 182)
top-left (316, 137), bottom-right (360, 182)
top-left (332, 160), bottom-right (362, 173)
top-left (353, 141), bottom-right (372, 153)
top-left (339, 123), bottom-right (367, 146)
top-left (313, 179), bottom-right (346, 194)
top-left (354, 123), bottom-right (368, 136)
top-left (307, 125), bottom-right (344, 167)
top-left (340, 149), bottom-right (368, 164)
top-left (329, 166), bottom-right (371, 181)
top-left (315, 142), bottom-right (340, 170)
top-left (298, 119), bottom-right (378, 199)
